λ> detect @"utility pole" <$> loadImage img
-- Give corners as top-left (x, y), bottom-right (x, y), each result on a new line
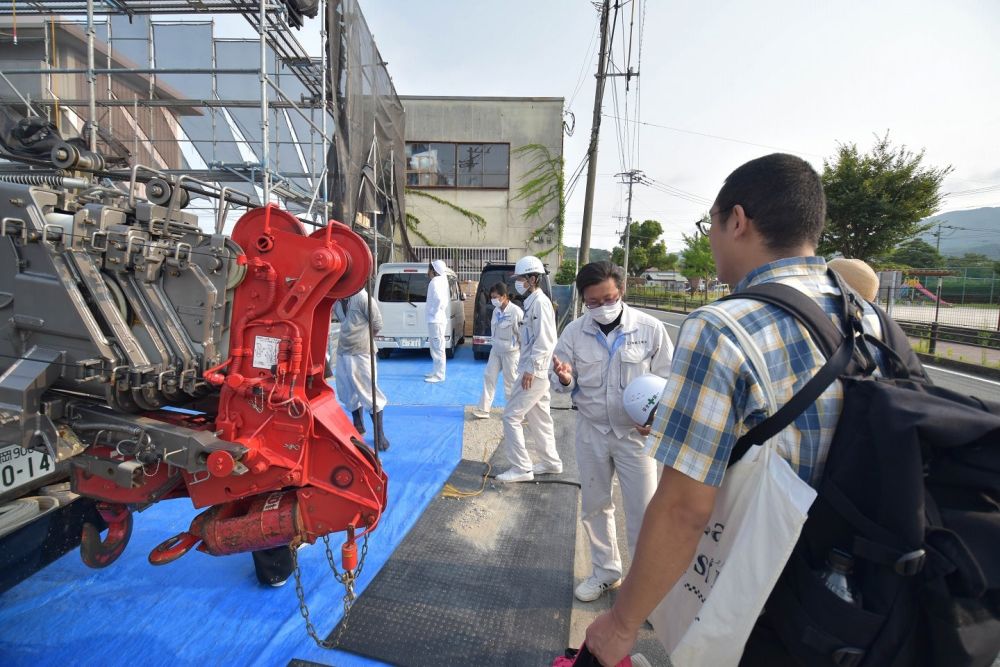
top-left (616, 169), bottom-right (644, 277)
top-left (577, 0), bottom-right (612, 267)
top-left (932, 221), bottom-right (956, 255)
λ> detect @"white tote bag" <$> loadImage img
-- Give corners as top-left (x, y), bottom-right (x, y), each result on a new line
top-left (650, 305), bottom-right (818, 666)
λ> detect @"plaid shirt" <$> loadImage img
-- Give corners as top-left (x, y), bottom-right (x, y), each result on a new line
top-left (646, 257), bottom-right (884, 488)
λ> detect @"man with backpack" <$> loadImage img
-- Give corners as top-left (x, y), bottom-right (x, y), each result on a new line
top-left (584, 153), bottom-right (1000, 666)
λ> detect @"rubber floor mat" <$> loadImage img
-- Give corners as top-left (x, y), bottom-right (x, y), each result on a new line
top-left (328, 457), bottom-right (578, 666)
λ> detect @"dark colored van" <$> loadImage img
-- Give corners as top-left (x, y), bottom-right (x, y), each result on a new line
top-left (472, 262), bottom-right (555, 360)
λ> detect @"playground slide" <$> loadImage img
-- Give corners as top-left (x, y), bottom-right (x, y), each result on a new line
top-left (914, 282), bottom-right (953, 307)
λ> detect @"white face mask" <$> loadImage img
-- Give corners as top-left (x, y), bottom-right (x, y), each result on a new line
top-left (590, 299), bottom-right (622, 325)
top-left (491, 298), bottom-right (502, 309)
top-left (514, 280), bottom-right (528, 296)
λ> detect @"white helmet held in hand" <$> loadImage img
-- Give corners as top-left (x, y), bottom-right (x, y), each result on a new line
top-left (623, 374), bottom-right (668, 425)
top-left (513, 255), bottom-right (545, 277)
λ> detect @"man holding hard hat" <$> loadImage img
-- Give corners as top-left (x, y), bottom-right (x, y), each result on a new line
top-left (550, 260), bottom-right (674, 602)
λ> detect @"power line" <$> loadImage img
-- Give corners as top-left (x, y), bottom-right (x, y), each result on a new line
top-left (566, 8), bottom-right (602, 109)
top-left (601, 113), bottom-right (824, 157)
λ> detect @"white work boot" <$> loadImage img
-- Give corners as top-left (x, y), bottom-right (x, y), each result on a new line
top-left (495, 468), bottom-right (534, 483)
top-left (574, 574), bottom-right (622, 602)
top-left (532, 461), bottom-right (563, 475)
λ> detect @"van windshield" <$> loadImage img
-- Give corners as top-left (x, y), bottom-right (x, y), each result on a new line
top-left (378, 273), bottom-right (429, 303)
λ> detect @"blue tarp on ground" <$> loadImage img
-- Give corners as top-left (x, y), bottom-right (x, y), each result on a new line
top-left (0, 347), bottom-right (489, 666)
top-left (378, 345), bottom-right (506, 408)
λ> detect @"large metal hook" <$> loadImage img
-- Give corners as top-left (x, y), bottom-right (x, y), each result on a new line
top-left (80, 502), bottom-right (133, 569)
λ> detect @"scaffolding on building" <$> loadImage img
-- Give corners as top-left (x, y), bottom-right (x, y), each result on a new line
top-left (0, 0), bottom-right (409, 262)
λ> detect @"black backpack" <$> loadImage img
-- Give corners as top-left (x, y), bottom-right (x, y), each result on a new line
top-left (723, 273), bottom-right (1000, 667)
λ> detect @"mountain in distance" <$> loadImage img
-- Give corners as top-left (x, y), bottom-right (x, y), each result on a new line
top-left (920, 207), bottom-right (1000, 259)
top-left (562, 246), bottom-right (612, 263)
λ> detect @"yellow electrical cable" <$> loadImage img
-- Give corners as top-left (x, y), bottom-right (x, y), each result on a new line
top-left (440, 438), bottom-right (493, 499)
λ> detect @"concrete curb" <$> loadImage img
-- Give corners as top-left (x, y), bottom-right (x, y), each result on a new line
top-left (917, 353), bottom-right (1000, 381)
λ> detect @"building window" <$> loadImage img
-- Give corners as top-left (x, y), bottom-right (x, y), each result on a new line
top-left (406, 142), bottom-right (509, 189)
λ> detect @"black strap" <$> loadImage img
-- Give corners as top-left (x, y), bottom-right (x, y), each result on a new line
top-left (721, 282), bottom-right (845, 359)
top-left (721, 273), bottom-right (861, 465)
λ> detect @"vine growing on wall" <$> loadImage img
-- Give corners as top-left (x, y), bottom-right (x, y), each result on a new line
top-left (404, 188), bottom-right (488, 230)
top-left (513, 143), bottom-right (565, 259)
top-left (405, 213), bottom-right (437, 247)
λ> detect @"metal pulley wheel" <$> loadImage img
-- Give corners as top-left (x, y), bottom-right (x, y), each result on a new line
top-left (146, 177), bottom-right (190, 209)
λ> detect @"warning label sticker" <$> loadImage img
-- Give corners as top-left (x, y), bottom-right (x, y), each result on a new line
top-left (252, 335), bottom-right (281, 370)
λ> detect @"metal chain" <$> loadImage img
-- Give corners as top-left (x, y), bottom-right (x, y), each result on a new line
top-left (290, 532), bottom-right (370, 650)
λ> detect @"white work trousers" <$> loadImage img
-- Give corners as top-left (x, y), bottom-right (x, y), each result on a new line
top-left (476, 347), bottom-right (519, 412)
top-left (501, 377), bottom-right (560, 474)
top-left (576, 417), bottom-right (659, 582)
top-left (335, 353), bottom-right (386, 413)
top-left (427, 321), bottom-right (447, 380)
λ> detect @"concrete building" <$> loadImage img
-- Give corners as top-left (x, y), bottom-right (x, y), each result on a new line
top-left (400, 95), bottom-right (564, 280)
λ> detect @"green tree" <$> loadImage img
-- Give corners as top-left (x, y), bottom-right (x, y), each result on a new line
top-left (887, 238), bottom-right (943, 268)
top-left (611, 219), bottom-right (677, 276)
top-left (819, 134), bottom-right (952, 262)
top-left (554, 259), bottom-right (578, 285)
top-left (680, 231), bottom-right (716, 293)
top-left (944, 252), bottom-right (994, 268)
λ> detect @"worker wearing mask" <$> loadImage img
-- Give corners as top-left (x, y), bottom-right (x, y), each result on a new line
top-left (497, 255), bottom-right (562, 482)
top-left (551, 261), bottom-right (674, 602)
top-left (473, 282), bottom-right (523, 419)
top-left (334, 287), bottom-right (390, 451)
top-left (425, 259), bottom-right (450, 383)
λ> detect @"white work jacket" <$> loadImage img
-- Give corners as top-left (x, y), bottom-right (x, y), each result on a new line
top-left (335, 289), bottom-right (382, 356)
top-left (490, 302), bottom-right (523, 353)
top-left (517, 289), bottom-right (557, 378)
top-left (550, 303), bottom-right (674, 438)
top-left (425, 275), bottom-right (450, 325)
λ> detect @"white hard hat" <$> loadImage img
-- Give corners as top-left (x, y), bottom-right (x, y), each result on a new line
top-left (431, 259), bottom-right (449, 276)
top-left (623, 374), bottom-right (668, 425)
top-left (513, 255), bottom-right (545, 277)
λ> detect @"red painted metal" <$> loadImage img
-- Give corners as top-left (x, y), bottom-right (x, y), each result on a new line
top-left (80, 503), bottom-right (133, 568)
top-left (73, 206), bottom-right (387, 566)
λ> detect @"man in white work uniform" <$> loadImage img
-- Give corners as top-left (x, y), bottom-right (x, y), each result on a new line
top-left (473, 281), bottom-right (522, 418)
top-left (497, 255), bottom-right (562, 482)
top-left (334, 287), bottom-right (389, 451)
top-left (551, 260), bottom-right (674, 602)
top-left (425, 259), bottom-right (450, 383)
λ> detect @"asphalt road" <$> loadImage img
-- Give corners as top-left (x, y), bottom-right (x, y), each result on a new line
top-left (638, 307), bottom-right (1000, 399)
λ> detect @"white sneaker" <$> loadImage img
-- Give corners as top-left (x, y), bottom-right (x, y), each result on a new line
top-left (495, 468), bottom-right (534, 483)
top-left (574, 574), bottom-right (622, 602)
top-left (472, 410), bottom-right (491, 419)
top-left (424, 376), bottom-right (444, 383)
top-left (532, 462), bottom-right (563, 475)
top-left (629, 654), bottom-right (652, 667)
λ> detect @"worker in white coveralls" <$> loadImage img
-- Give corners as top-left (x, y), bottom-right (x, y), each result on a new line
top-left (334, 288), bottom-right (390, 451)
top-left (497, 255), bottom-right (563, 483)
top-left (551, 260), bottom-right (674, 602)
top-left (424, 259), bottom-right (450, 383)
top-left (473, 281), bottom-right (523, 419)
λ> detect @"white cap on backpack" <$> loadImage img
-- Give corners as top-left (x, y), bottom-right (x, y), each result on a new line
top-left (623, 374), bottom-right (668, 425)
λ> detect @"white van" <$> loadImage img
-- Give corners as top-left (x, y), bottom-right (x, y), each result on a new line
top-left (374, 262), bottom-right (466, 359)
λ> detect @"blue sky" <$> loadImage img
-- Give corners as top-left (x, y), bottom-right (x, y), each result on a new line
top-left (218, 0), bottom-right (1000, 254)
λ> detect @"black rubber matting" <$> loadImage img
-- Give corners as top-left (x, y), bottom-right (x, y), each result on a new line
top-left (323, 454), bottom-right (579, 666)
